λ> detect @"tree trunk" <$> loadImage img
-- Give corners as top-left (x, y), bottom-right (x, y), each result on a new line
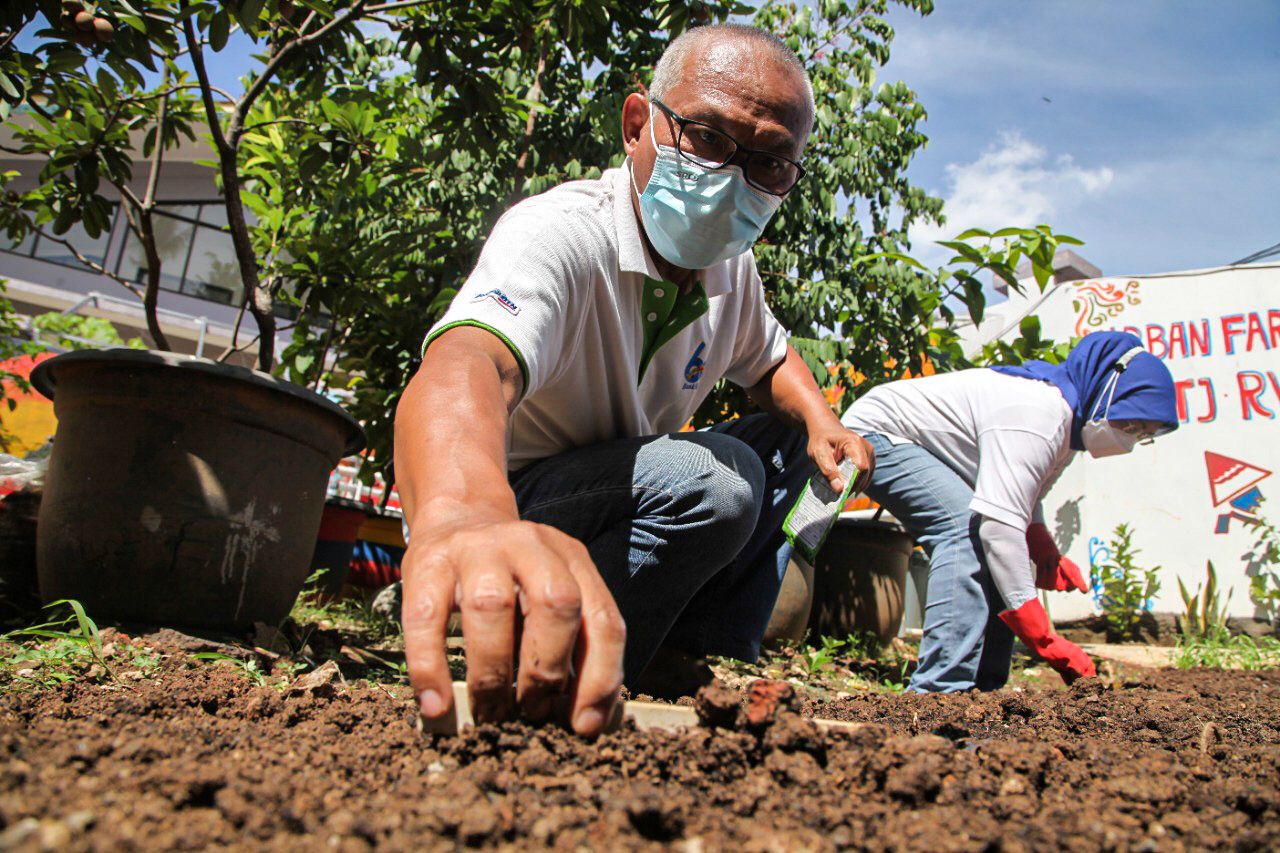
top-left (136, 208), bottom-right (171, 351)
top-left (216, 147), bottom-right (276, 370)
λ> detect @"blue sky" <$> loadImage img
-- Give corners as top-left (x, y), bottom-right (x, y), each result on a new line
top-left (16, 3), bottom-right (1278, 278)
top-left (179, 1), bottom-right (1280, 279)
top-left (878, 1), bottom-right (1280, 277)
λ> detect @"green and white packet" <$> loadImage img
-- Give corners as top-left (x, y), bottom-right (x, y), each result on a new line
top-left (782, 458), bottom-right (860, 563)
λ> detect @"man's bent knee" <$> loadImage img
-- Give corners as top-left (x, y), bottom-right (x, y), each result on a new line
top-left (646, 432), bottom-right (766, 547)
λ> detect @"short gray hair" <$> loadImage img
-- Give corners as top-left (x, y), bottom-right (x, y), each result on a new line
top-left (649, 24), bottom-right (815, 134)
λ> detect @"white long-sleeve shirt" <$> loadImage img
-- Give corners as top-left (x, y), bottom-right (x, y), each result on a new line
top-left (842, 369), bottom-right (1077, 610)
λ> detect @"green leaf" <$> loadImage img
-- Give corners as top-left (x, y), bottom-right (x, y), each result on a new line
top-left (96, 68), bottom-right (118, 102)
top-left (209, 9), bottom-right (231, 52)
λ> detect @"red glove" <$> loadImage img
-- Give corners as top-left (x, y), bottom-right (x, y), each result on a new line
top-left (1000, 598), bottom-right (1096, 685)
top-left (1026, 522), bottom-right (1088, 593)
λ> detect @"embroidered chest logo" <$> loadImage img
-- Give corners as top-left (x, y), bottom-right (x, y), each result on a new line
top-left (682, 342), bottom-right (706, 390)
top-left (472, 288), bottom-right (520, 316)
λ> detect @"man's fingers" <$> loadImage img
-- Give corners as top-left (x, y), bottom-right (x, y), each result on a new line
top-left (561, 548), bottom-right (625, 737)
top-left (812, 440), bottom-right (842, 492)
top-left (458, 559), bottom-right (518, 723)
top-left (513, 538), bottom-right (584, 721)
top-left (836, 432), bottom-right (874, 493)
top-left (850, 434), bottom-right (876, 493)
top-left (401, 550), bottom-right (457, 720)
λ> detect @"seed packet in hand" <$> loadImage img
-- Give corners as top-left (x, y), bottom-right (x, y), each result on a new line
top-left (782, 458), bottom-right (860, 563)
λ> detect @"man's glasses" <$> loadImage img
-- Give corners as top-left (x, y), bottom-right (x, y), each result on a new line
top-left (650, 99), bottom-right (805, 197)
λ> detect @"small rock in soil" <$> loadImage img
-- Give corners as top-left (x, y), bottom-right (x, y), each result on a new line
top-left (371, 582), bottom-right (402, 622)
top-left (288, 660), bottom-right (342, 697)
top-left (139, 627), bottom-right (249, 659)
top-left (251, 621), bottom-right (292, 655)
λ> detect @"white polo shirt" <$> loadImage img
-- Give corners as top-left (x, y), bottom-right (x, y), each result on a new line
top-left (423, 164), bottom-right (789, 470)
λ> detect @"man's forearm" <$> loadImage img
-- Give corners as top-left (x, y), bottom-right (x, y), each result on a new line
top-left (394, 337), bottom-right (521, 537)
top-left (746, 345), bottom-right (841, 434)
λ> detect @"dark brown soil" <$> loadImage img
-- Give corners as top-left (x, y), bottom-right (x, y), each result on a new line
top-left (2, 645), bottom-right (1279, 851)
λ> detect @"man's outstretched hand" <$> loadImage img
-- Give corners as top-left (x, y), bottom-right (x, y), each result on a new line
top-left (401, 516), bottom-right (625, 737)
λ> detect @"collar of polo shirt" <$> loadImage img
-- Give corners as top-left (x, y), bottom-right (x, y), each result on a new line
top-left (613, 161), bottom-right (733, 299)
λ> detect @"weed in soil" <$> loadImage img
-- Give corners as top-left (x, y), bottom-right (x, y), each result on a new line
top-left (0, 600), bottom-right (160, 692)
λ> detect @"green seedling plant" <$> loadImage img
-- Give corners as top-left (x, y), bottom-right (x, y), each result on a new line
top-left (1174, 633), bottom-right (1280, 671)
top-left (1171, 561), bottom-right (1276, 670)
top-left (1091, 523), bottom-right (1161, 641)
top-left (799, 635), bottom-right (848, 676)
top-left (191, 652), bottom-right (275, 689)
top-left (289, 573), bottom-right (402, 645)
top-left (1246, 500), bottom-right (1280, 621)
top-left (1177, 561), bottom-right (1231, 642)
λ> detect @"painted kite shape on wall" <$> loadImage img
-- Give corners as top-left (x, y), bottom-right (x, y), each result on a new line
top-left (1205, 450), bottom-right (1272, 533)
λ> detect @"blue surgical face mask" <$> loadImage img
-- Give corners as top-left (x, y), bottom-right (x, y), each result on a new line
top-left (634, 107), bottom-right (783, 270)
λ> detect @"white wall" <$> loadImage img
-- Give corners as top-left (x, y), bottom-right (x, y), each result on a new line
top-left (972, 263), bottom-right (1280, 619)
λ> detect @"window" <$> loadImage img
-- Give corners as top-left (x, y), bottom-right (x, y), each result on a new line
top-left (0, 217), bottom-right (111, 268)
top-left (114, 202), bottom-right (255, 306)
top-left (116, 204), bottom-right (198, 293)
top-left (3, 201), bottom-right (307, 317)
top-left (181, 205), bottom-right (240, 305)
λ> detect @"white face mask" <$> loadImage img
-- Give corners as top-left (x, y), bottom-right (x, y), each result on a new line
top-left (1081, 346), bottom-right (1144, 459)
top-left (1081, 421), bottom-right (1138, 458)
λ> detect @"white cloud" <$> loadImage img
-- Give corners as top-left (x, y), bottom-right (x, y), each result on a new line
top-left (909, 131), bottom-right (1114, 263)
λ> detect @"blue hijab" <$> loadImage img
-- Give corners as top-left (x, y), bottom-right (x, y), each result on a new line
top-left (991, 331), bottom-right (1179, 450)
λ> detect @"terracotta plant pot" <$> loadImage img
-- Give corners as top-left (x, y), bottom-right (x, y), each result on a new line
top-left (32, 349), bottom-right (364, 631)
top-left (806, 515), bottom-right (914, 646)
top-left (763, 555), bottom-right (815, 645)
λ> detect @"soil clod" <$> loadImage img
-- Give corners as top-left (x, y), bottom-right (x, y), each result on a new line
top-left (693, 680), bottom-right (740, 729)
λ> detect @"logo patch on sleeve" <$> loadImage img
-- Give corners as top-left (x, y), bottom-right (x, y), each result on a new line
top-left (472, 288), bottom-right (521, 315)
top-left (682, 341), bottom-right (706, 390)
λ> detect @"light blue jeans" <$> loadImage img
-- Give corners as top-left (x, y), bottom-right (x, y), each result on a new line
top-left (856, 433), bottom-right (1015, 693)
top-left (508, 414), bottom-right (814, 681)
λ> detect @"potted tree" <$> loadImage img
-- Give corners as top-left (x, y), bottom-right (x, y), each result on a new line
top-left (0, 0), bottom-right (425, 628)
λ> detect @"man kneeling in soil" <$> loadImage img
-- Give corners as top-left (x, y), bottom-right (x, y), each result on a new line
top-left (394, 24), bottom-right (873, 736)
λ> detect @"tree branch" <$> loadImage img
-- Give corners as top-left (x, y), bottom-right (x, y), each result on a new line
top-left (216, 329), bottom-right (262, 362)
top-left (239, 117), bottom-right (321, 134)
top-left (125, 83), bottom-right (236, 104)
top-left (365, 0), bottom-right (435, 12)
top-left (115, 182), bottom-right (146, 213)
top-left (137, 71), bottom-right (173, 350)
top-left (222, 291), bottom-right (250, 360)
top-left (143, 73), bottom-right (169, 209)
top-left (230, 1), bottom-right (368, 145)
top-left (180, 4), bottom-right (231, 155)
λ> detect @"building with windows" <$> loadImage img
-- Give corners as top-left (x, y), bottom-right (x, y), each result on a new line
top-left (1, 113), bottom-right (292, 362)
